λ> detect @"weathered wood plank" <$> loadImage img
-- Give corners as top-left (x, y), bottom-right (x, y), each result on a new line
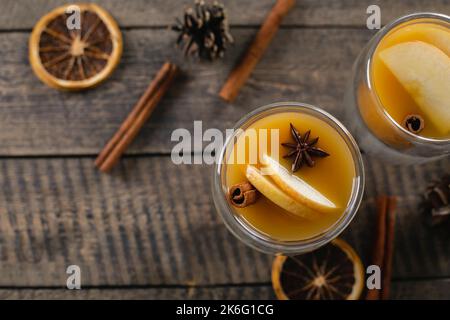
top-left (0, 286), bottom-right (274, 300)
top-left (1, 28), bottom-right (374, 156)
top-left (0, 278), bottom-right (449, 299)
top-left (0, 157), bottom-right (271, 286)
top-left (390, 279), bottom-right (450, 300)
top-left (1, 0), bottom-right (448, 29)
top-left (3, 26), bottom-right (450, 156)
top-left (0, 156), bottom-right (448, 286)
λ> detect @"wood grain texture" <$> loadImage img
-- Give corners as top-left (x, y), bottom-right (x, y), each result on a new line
top-left (1, 279), bottom-right (449, 299)
top-left (0, 0), bottom-right (449, 299)
top-left (1, 28), bottom-right (372, 156)
top-left (0, 157), bottom-right (448, 287)
top-left (0, 286), bottom-right (274, 300)
top-left (0, 0), bottom-right (448, 29)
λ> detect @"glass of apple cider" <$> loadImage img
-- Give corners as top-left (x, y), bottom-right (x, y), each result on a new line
top-left (212, 102), bottom-right (364, 254)
top-left (344, 13), bottom-right (450, 164)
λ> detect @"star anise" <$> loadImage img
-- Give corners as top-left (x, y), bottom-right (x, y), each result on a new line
top-left (282, 123), bottom-right (329, 172)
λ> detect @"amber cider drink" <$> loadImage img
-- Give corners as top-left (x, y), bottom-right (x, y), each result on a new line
top-left (213, 102), bottom-right (364, 254)
top-left (344, 13), bottom-right (450, 164)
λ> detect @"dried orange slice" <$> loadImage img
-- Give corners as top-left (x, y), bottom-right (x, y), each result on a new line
top-left (29, 3), bottom-right (122, 90)
top-left (272, 238), bottom-right (364, 300)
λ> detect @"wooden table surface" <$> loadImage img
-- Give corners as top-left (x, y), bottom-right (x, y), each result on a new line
top-left (0, 0), bottom-right (449, 300)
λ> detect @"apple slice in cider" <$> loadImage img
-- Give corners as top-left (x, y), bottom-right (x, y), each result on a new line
top-left (379, 41), bottom-right (450, 135)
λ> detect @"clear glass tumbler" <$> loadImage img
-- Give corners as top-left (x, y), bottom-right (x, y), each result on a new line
top-left (212, 102), bottom-right (365, 255)
top-left (343, 13), bottom-right (450, 165)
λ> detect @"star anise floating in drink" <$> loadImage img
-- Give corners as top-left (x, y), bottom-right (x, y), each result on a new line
top-left (282, 123), bottom-right (329, 172)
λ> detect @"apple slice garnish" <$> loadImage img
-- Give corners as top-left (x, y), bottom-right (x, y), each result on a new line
top-left (246, 165), bottom-right (318, 220)
top-left (262, 154), bottom-right (337, 213)
top-left (379, 41), bottom-right (450, 135)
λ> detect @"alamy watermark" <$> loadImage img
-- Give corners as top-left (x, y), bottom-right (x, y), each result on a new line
top-left (65, 5), bottom-right (81, 30)
top-left (170, 121), bottom-right (280, 170)
top-left (66, 265), bottom-right (81, 289)
top-left (366, 5), bottom-right (381, 30)
top-left (366, 264), bottom-right (382, 290)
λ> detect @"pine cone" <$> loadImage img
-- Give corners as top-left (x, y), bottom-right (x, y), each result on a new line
top-left (172, 0), bottom-right (233, 60)
top-left (422, 174), bottom-right (450, 226)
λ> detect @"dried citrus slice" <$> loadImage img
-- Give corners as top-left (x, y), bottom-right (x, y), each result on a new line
top-left (29, 3), bottom-right (122, 90)
top-left (272, 238), bottom-right (364, 300)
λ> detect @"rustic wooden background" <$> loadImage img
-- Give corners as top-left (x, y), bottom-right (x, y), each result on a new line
top-left (0, 0), bottom-right (449, 299)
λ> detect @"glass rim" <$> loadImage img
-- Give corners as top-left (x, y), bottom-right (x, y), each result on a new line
top-left (365, 12), bottom-right (450, 144)
top-left (212, 102), bottom-right (365, 255)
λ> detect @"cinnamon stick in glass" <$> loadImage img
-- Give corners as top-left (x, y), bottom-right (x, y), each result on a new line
top-left (219, 0), bottom-right (295, 102)
top-left (95, 62), bottom-right (178, 172)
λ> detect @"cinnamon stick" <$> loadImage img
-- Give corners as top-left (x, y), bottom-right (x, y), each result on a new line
top-left (381, 196), bottom-right (397, 300)
top-left (365, 196), bottom-right (388, 300)
top-left (365, 195), bottom-right (397, 300)
top-left (95, 62), bottom-right (178, 172)
top-left (229, 182), bottom-right (259, 208)
top-left (219, 0), bottom-right (295, 102)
